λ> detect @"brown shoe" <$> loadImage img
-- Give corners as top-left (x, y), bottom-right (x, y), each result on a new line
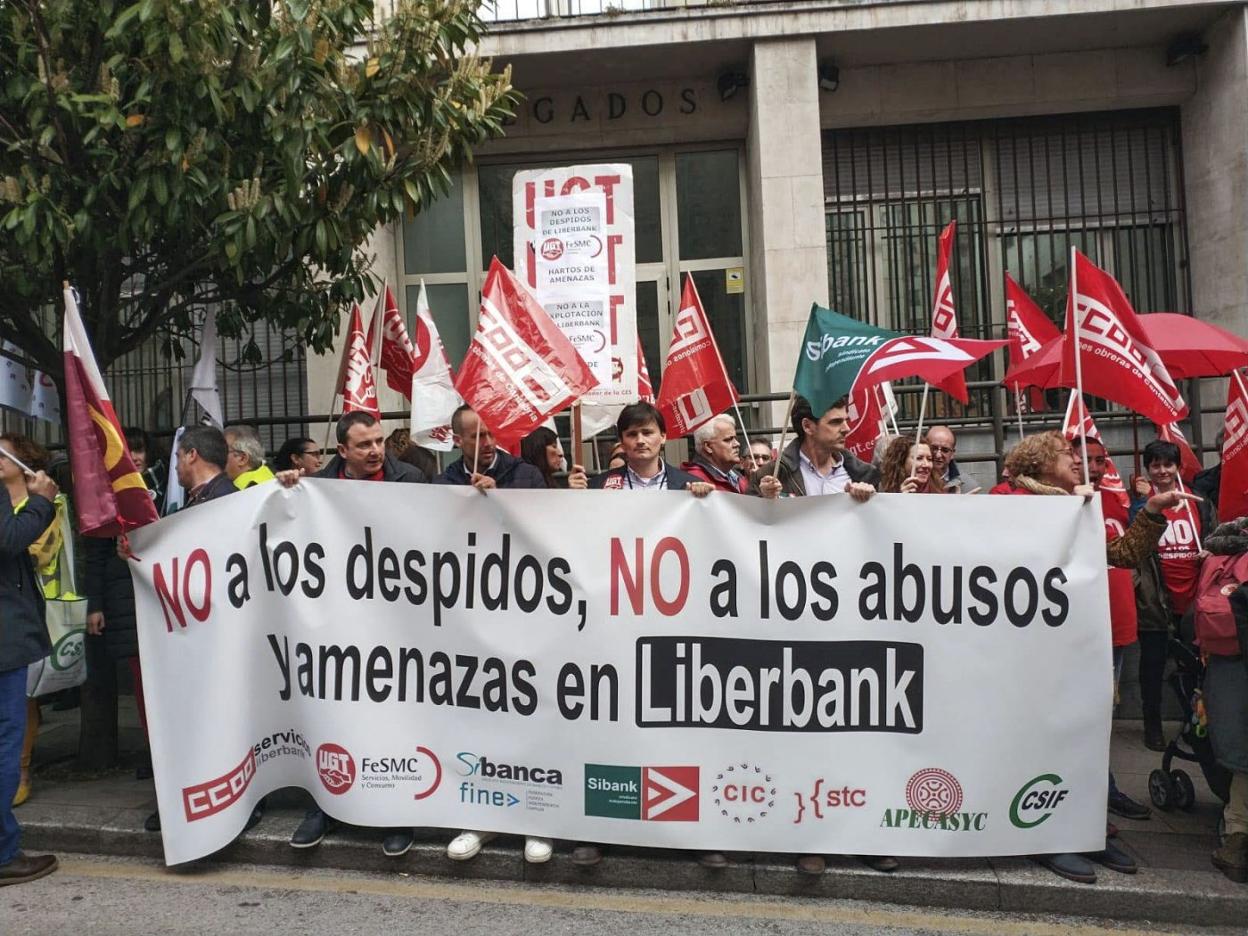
top-left (796, 854), bottom-right (825, 876)
top-left (699, 851), bottom-right (728, 869)
top-left (570, 844), bottom-right (602, 867)
top-left (1212, 833), bottom-right (1248, 884)
top-left (0, 852), bottom-right (58, 887)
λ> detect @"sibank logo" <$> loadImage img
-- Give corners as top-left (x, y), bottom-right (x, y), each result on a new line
top-left (792, 779), bottom-right (867, 824)
top-left (1009, 773), bottom-right (1070, 829)
top-left (585, 764), bottom-right (698, 822)
top-left (711, 763), bottom-right (776, 824)
top-left (316, 743), bottom-right (356, 795)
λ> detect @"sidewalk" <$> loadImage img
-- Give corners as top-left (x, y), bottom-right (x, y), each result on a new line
top-left (15, 704), bottom-right (1248, 928)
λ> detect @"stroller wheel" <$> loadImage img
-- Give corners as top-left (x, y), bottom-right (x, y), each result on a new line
top-left (1149, 768), bottom-right (1175, 810)
top-left (1171, 770), bottom-right (1196, 811)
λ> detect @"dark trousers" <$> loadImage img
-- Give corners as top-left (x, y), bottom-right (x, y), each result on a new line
top-left (0, 667), bottom-right (27, 864)
top-left (1138, 630), bottom-right (1169, 726)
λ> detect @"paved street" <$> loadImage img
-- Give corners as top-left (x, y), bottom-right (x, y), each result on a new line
top-left (4, 853), bottom-right (1243, 936)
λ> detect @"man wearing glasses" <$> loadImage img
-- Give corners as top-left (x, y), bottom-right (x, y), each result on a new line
top-left (925, 426), bottom-right (962, 493)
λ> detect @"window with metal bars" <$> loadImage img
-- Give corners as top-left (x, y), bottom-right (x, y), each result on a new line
top-left (823, 108), bottom-right (1190, 422)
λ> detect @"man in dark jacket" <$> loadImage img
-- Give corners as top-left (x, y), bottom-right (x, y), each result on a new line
top-left (435, 405), bottom-right (545, 489)
top-left (0, 465), bottom-right (60, 886)
top-left (590, 401), bottom-right (711, 494)
top-left (749, 395), bottom-right (879, 501)
top-left (681, 414), bottom-right (749, 494)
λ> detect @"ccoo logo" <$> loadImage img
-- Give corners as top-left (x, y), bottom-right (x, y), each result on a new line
top-left (316, 743), bottom-right (356, 795)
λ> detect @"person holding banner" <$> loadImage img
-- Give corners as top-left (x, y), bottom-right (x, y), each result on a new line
top-left (588, 402), bottom-right (711, 495)
top-left (681, 415), bottom-right (750, 494)
top-left (224, 425), bottom-right (276, 490)
top-left (749, 396), bottom-right (879, 500)
top-left (877, 437), bottom-right (940, 495)
top-left (435, 406), bottom-right (545, 490)
top-left (0, 445), bottom-right (60, 886)
top-left (519, 427), bottom-right (587, 490)
top-left (924, 427), bottom-right (962, 493)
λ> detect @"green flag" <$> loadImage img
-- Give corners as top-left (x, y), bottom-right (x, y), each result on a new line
top-left (792, 305), bottom-right (900, 416)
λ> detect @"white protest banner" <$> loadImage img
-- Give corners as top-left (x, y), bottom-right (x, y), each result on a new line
top-left (131, 485), bottom-right (1110, 866)
top-left (513, 165), bottom-right (637, 404)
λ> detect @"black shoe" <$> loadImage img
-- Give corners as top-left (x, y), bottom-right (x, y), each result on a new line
top-left (382, 828), bottom-right (415, 857)
top-left (857, 854), bottom-right (899, 872)
top-left (244, 800), bottom-right (265, 833)
top-left (571, 844), bottom-right (603, 866)
top-left (1087, 839), bottom-right (1137, 874)
top-left (1034, 853), bottom-right (1097, 884)
top-left (1144, 721), bottom-right (1166, 752)
top-left (0, 852), bottom-right (58, 886)
top-left (144, 810), bottom-right (161, 833)
top-left (290, 809), bottom-right (330, 849)
top-left (1107, 791), bottom-right (1151, 821)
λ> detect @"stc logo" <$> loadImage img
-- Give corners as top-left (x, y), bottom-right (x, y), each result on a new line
top-left (792, 779), bottom-right (867, 824)
top-left (1009, 774), bottom-right (1070, 829)
top-left (711, 763), bottom-right (776, 824)
top-left (182, 749), bottom-right (257, 822)
top-left (316, 743), bottom-right (356, 795)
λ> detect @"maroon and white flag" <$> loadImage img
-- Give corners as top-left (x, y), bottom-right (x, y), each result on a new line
top-left (1062, 393), bottom-right (1129, 507)
top-left (335, 302), bottom-right (380, 417)
top-left (1005, 274), bottom-right (1060, 412)
top-left (366, 283), bottom-right (416, 399)
top-left (655, 276), bottom-right (739, 437)
top-left (409, 282), bottom-right (462, 452)
top-left (637, 337), bottom-right (654, 403)
top-left (1219, 372), bottom-right (1248, 523)
top-left (927, 221), bottom-right (969, 403)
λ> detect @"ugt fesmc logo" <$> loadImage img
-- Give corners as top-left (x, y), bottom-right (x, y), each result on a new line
top-left (182, 749), bottom-right (256, 822)
top-left (584, 765), bottom-right (699, 821)
top-left (316, 743), bottom-right (356, 795)
top-left (1010, 774), bottom-right (1070, 829)
top-left (711, 763), bottom-right (776, 824)
top-left (879, 768), bottom-right (987, 832)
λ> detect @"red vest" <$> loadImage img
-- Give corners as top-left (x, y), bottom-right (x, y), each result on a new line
top-left (1101, 491), bottom-right (1137, 648)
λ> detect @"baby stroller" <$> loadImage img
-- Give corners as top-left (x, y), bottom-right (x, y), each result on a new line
top-left (1147, 635), bottom-right (1233, 811)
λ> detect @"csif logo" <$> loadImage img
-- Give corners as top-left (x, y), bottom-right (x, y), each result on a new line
top-left (1009, 774), bottom-right (1070, 829)
top-left (316, 743), bottom-right (356, 795)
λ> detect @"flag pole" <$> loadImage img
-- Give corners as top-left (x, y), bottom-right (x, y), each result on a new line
top-left (1176, 472), bottom-right (1203, 552)
top-left (1070, 246), bottom-right (1091, 488)
top-left (770, 390), bottom-right (798, 480)
top-left (471, 417), bottom-right (482, 476)
top-left (1015, 388), bottom-right (1026, 441)
top-left (692, 271), bottom-right (757, 460)
top-left (572, 402), bottom-right (584, 473)
top-left (1132, 414), bottom-right (1142, 479)
top-left (915, 383), bottom-right (931, 442)
top-left (877, 383), bottom-right (900, 437)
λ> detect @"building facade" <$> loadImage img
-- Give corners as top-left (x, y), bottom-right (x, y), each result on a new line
top-left (307, 0), bottom-right (1247, 488)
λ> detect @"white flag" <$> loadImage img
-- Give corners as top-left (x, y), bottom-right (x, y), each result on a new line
top-left (409, 281), bottom-right (462, 452)
top-left (189, 309), bottom-right (224, 428)
top-left (0, 341), bottom-right (33, 415)
top-left (28, 371), bottom-right (60, 423)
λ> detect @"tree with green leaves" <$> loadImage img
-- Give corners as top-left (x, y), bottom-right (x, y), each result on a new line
top-left (0, 0), bottom-right (517, 381)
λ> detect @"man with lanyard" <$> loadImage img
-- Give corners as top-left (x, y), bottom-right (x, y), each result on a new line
top-left (275, 411), bottom-right (425, 856)
top-left (590, 401), bottom-right (712, 494)
top-left (682, 414), bottom-right (750, 494)
top-left (1072, 436), bottom-right (1152, 832)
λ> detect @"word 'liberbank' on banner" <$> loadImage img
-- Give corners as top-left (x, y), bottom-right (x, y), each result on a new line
top-left (129, 484), bottom-right (1111, 865)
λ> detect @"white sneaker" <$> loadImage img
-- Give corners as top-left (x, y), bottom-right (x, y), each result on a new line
top-left (524, 836), bottom-right (554, 864)
top-left (447, 830), bottom-right (496, 861)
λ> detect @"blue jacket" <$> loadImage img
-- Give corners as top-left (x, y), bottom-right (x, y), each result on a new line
top-left (435, 450), bottom-right (546, 489)
top-left (0, 493), bottom-right (56, 672)
top-left (590, 462), bottom-right (701, 491)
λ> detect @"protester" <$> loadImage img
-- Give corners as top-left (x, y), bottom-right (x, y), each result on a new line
top-left (1193, 429), bottom-right (1224, 516)
top-left (224, 425), bottom-right (275, 489)
top-left (750, 395), bottom-right (879, 502)
top-left (877, 436), bottom-right (939, 494)
top-left (396, 443), bottom-right (439, 481)
top-left (605, 442), bottom-right (626, 472)
top-left (1200, 516), bottom-right (1248, 884)
top-left (435, 406), bottom-right (545, 490)
top-left (996, 430), bottom-right (1198, 884)
top-left (385, 427), bottom-right (412, 456)
top-left (682, 415), bottom-right (750, 493)
top-left (274, 412), bottom-right (425, 853)
top-left (274, 437), bottom-right (322, 475)
top-left (125, 427), bottom-right (167, 514)
top-left (741, 439), bottom-right (773, 473)
top-left (925, 425), bottom-right (962, 492)
top-left (0, 444), bottom-right (59, 886)
top-left (589, 401), bottom-right (711, 494)
top-left (1130, 439), bottom-right (1213, 751)
top-left (520, 426), bottom-right (587, 490)
top-left (1070, 436), bottom-right (1152, 823)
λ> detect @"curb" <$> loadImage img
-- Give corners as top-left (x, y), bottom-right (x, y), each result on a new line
top-left (21, 808), bottom-right (1248, 927)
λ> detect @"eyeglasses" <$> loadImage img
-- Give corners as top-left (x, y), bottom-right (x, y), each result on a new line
top-left (929, 445), bottom-right (955, 455)
top-left (300, 449), bottom-right (320, 457)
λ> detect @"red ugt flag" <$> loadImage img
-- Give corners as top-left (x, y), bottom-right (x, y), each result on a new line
top-left (1061, 249), bottom-right (1187, 424)
top-left (62, 285), bottom-right (159, 536)
top-left (336, 302), bottom-right (380, 417)
top-left (366, 284), bottom-right (415, 399)
top-left (1062, 393), bottom-right (1129, 507)
top-left (1156, 422), bottom-right (1203, 485)
top-left (1005, 274), bottom-right (1060, 412)
top-left (845, 383), bottom-right (886, 464)
top-left (655, 275), bottom-right (739, 437)
top-left (1219, 373), bottom-right (1248, 523)
top-left (455, 258), bottom-right (597, 443)
top-left (927, 221), bottom-right (969, 403)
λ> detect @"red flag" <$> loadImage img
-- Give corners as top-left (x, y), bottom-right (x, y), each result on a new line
top-left (1062, 249), bottom-right (1187, 424)
top-left (336, 302), bottom-right (380, 418)
top-left (927, 221), bottom-right (968, 402)
top-left (1156, 422), bottom-right (1202, 485)
top-left (62, 285), bottom-right (159, 536)
top-left (845, 384), bottom-right (886, 463)
top-left (455, 257), bottom-right (597, 445)
top-left (1219, 372), bottom-right (1248, 522)
top-left (366, 284), bottom-right (415, 399)
top-left (1005, 274), bottom-right (1060, 412)
top-left (637, 337), bottom-right (654, 403)
top-left (854, 335), bottom-right (1007, 394)
top-left (655, 276), bottom-right (739, 437)
top-left (1062, 393), bottom-right (1129, 507)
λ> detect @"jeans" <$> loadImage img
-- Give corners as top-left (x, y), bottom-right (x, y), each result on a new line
top-left (0, 667), bottom-right (27, 864)
top-left (1139, 631), bottom-right (1169, 726)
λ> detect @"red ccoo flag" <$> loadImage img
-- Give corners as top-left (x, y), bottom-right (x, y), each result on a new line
top-left (336, 302), bottom-right (380, 417)
top-left (1005, 274), bottom-right (1060, 412)
top-left (655, 276), bottom-right (739, 437)
top-left (366, 283), bottom-right (415, 399)
top-left (1062, 393), bottom-right (1129, 508)
top-left (927, 221), bottom-right (968, 403)
top-left (1156, 422), bottom-right (1203, 485)
top-left (1061, 249), bottom-right (1187, 425)
top-left (455, 257), bottom-right (597, 445)
top-left (1220, 371), bottom-right (1248, 523)
top-left (62, 285), bottom-right (159, 536)
top-left (637, 337), bottom-right (654, 403)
